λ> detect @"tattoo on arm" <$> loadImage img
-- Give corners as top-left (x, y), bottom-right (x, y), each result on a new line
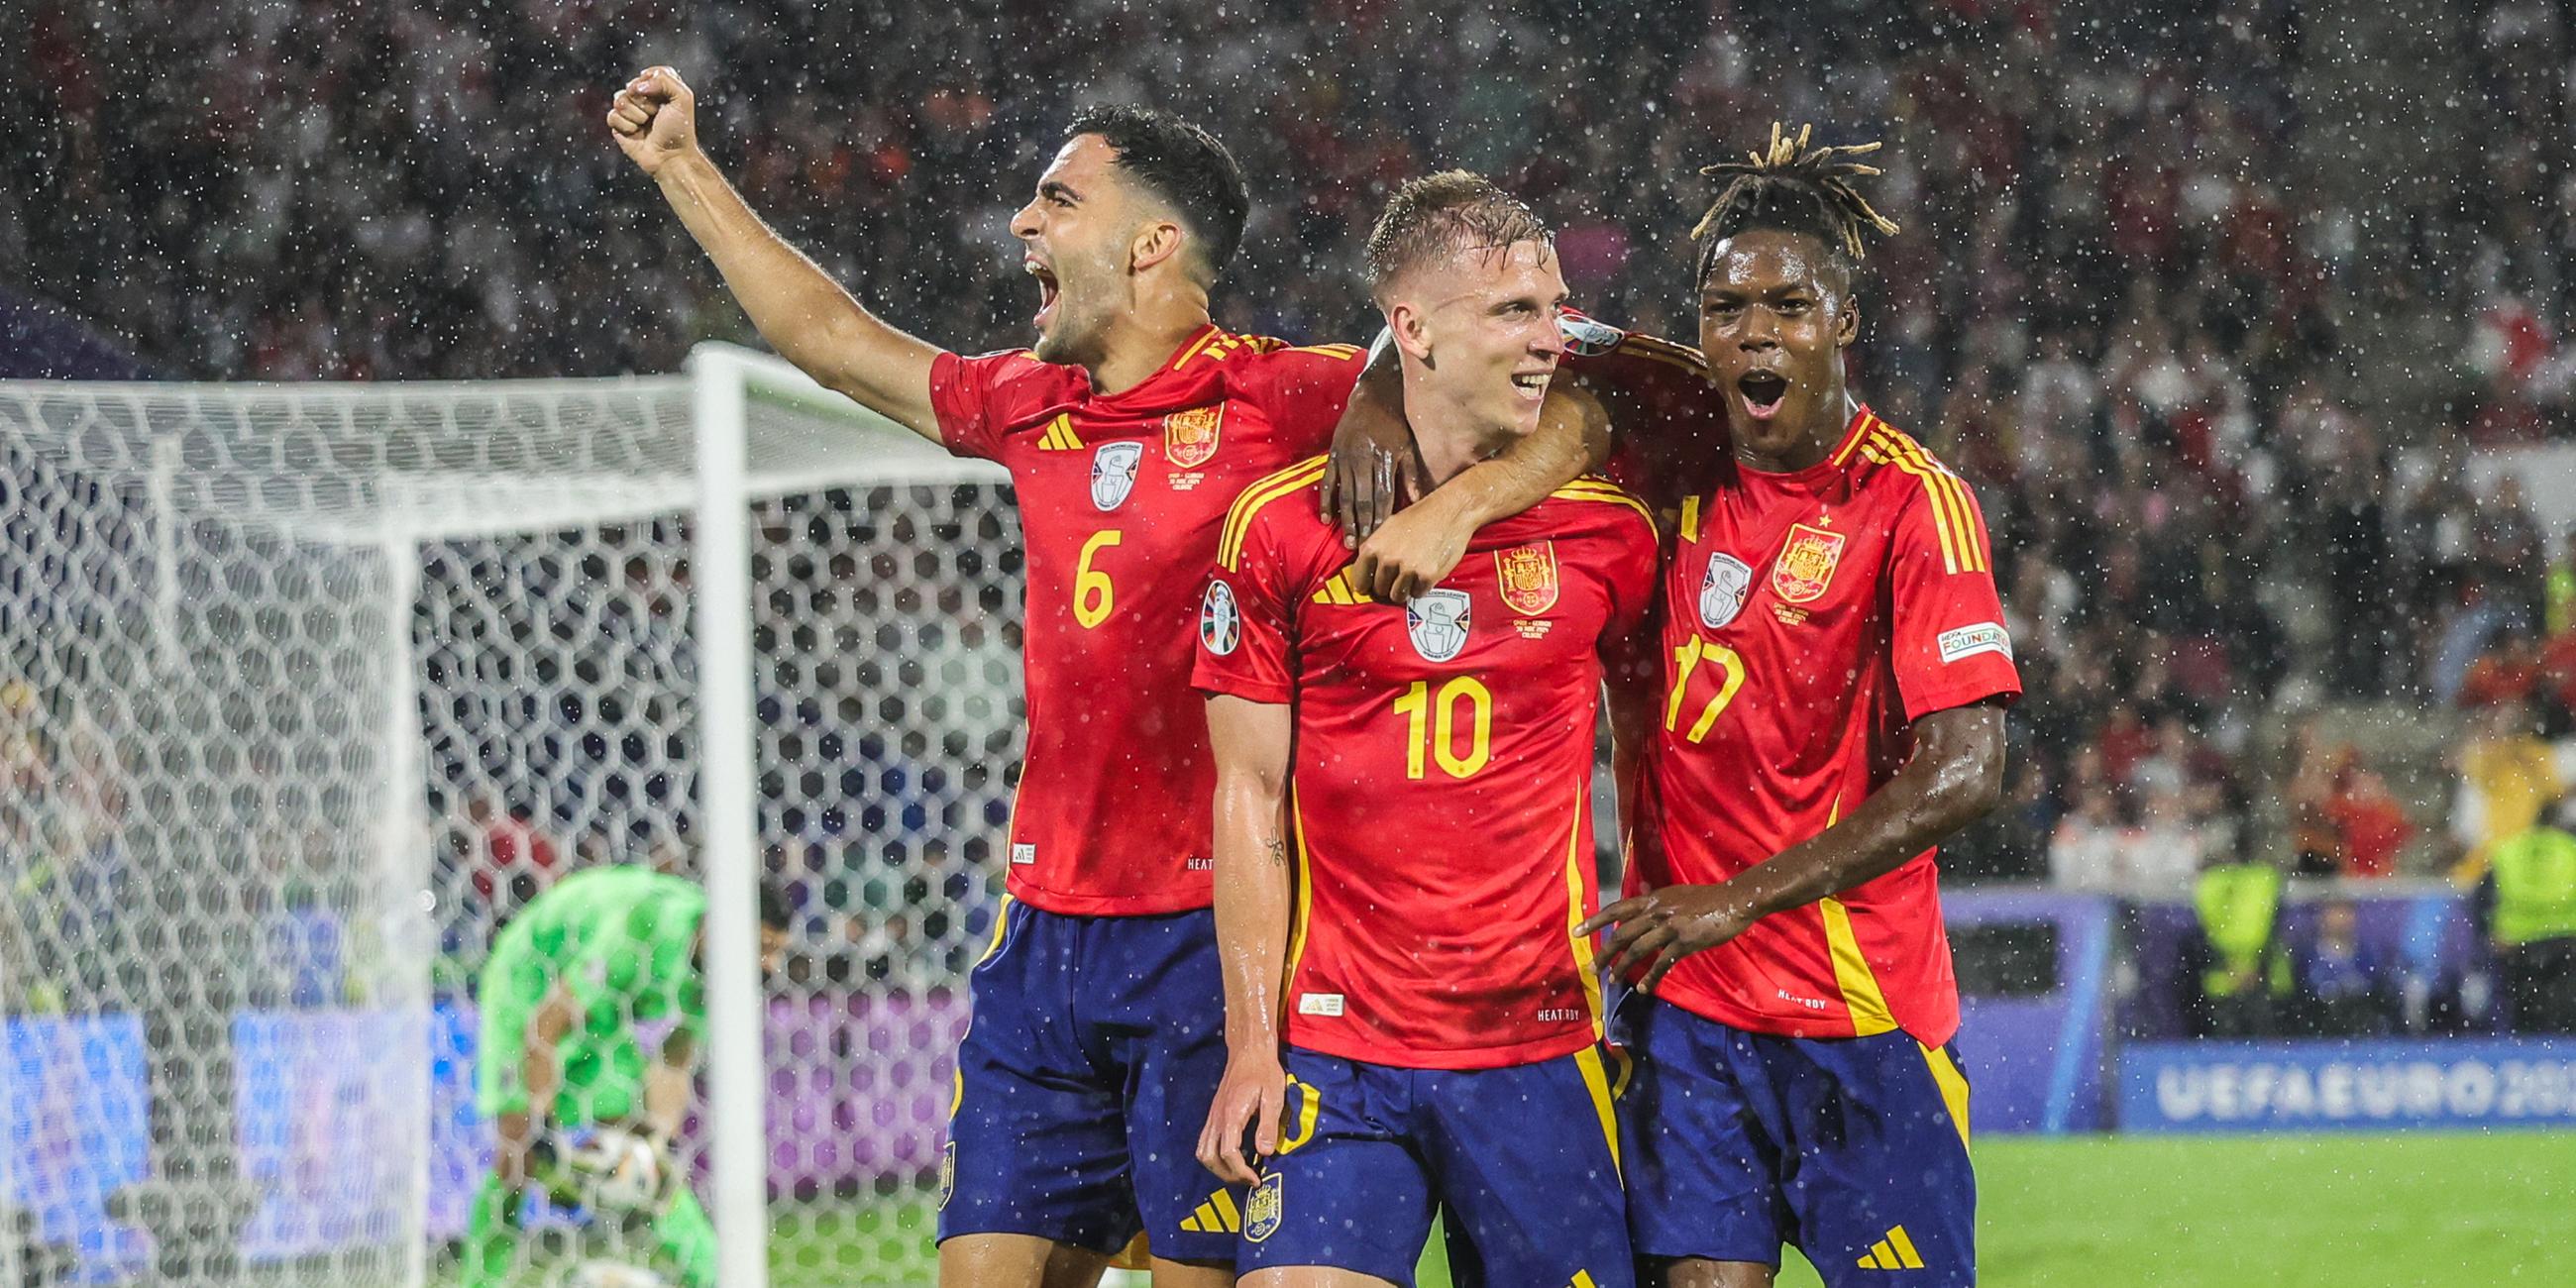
top-left (1262, 836), bottom-right (1287, 868)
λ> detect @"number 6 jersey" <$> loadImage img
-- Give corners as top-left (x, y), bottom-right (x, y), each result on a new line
top-left (1629, 405), bottom-right (2022, 1048)
top-left (930, 328), bottom-right (1365, 915)
top-left (1191, 460), bottom-right (1659, 1069)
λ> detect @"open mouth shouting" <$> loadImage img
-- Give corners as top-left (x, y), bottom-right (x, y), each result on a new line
top-left (1510, 369), bottom-right (1552, 402)
top-left (1025, 258), bottom-right (1061, 330)
top-left (1737, 369), bottom-right (1789, 422)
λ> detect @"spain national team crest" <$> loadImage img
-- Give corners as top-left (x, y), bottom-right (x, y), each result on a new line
top-left (1090, 440), bottom-right (1143, 511)
top-left (1163, 402), bottom-right (1225, 468)
top-left (1494, 541), bottom-right (1559, 615)
top-left (1405, 589), bottom-right (1472, 662)
top-left (1200, 580), bottom-right (1241, 656)
top-left (1770, 522), bottom-right (1847, 604)
top-left (1700, 552), bottom-right (1753, 629)
top-left (1244, 1173), bottom-right (1283, 1244)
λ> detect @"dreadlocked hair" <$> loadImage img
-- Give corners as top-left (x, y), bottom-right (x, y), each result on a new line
top-left (1690, 122), bottom-right (1900, 284)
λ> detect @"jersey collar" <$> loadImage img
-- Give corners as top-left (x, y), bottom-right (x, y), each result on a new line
top-left (1737, 404), bottom-right (1878, 486)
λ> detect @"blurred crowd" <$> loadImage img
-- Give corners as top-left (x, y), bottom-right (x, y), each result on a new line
top-left (13, 0), bottom-right (2576, 976)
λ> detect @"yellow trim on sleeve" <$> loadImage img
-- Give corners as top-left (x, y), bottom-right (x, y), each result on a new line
top-left (1818, 896), bottom-right (1899, 1036)
top-left (1679, 494), bottom-right (1702, 544)
top-left (1218, 458), bottom-right (1329, 571)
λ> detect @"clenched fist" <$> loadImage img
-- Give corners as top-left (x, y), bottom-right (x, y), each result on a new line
top-left (606, 66), bottom-right (700, 177)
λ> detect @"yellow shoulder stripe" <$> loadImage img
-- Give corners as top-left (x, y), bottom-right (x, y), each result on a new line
top-left (1863, 429), bottom-right (1986, 575)
top-left (1549, 481), bottom-right (1655, 527)
top-left (1285, 343), bottom-right (1364, 360)
top-left (1219, 457), bottom-right (1328, 571)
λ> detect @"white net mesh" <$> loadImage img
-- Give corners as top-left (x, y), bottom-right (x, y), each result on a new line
top-left (0, 356), bottom-right (1015, 1287)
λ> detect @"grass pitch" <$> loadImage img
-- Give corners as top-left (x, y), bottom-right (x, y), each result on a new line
top-left (760, 1129), bottom-right (2569, 1287)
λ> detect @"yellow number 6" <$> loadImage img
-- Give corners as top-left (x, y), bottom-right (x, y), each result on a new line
top-left (1074, 530), bottom-right (1121, 628)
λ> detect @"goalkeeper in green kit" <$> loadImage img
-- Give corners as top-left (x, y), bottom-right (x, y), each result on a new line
top-left (463, 865), bottom-right (793, 1287)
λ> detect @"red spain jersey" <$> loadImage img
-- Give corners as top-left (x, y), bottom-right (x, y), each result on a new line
top-left (1556, 312), bottom-right (1732, 516)
top-left (1193, 461), bottom-right (1660, 1069)
top-left (930, 326), bottom-right (1366, 915)
top-left (1632, 406), bottom-right (2021, 1047)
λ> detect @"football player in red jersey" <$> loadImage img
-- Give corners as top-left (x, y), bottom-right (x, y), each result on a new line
top-left (1581, 126), bottom-right (2019, 1288)
top-left (1194, 173), bottom-right (1657, 1288)
top-left (609, 70), bottom-right (1600, 1288)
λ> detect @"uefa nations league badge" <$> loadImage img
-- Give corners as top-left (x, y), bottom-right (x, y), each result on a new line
top-left (1090, 440), bottom-right (1142, 510)
top-left (1405, 589), bottom-right (1471, 662)
top-left (1700, 553), bottom-right (1753, 629)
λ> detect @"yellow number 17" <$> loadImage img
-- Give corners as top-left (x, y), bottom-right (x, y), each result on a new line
top-left (1664, 636), bottom-right (1745, 743)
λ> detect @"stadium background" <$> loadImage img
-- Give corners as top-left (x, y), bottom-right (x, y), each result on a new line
top-left (5, 0), bottom-right (2576, 1284)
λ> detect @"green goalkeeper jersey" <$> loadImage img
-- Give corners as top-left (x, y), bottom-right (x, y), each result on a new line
top-left (478, 866), bottom-right (707, 1126)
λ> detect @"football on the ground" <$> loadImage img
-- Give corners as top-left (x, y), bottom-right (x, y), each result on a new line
top-left (563, 1126), bottom-right (667, 1214)
top-left (566, 1259), bottom-right (670, 1288)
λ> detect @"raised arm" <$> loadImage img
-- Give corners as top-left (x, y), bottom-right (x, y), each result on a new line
top-left (1584, 699), bottom-right (2009, 991)
top-left (1193, 694), bottom-right (1297, 1186)
top-left (608, 66), bottom-right (944, 439)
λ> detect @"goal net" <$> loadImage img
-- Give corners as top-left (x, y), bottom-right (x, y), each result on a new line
top-left (0, 348), bottom-right (1018, 1286)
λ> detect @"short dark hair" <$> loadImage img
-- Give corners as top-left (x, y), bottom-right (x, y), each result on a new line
top-left (1364, 170), bottom-right (1552, 302)
top-left (1064, 105), bottom-right (1250, 281)
top-left (757, 878), bottom-right (795, 932)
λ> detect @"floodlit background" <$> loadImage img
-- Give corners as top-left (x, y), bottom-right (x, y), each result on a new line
top-left (5, 0), bottom-right (2576, 1284)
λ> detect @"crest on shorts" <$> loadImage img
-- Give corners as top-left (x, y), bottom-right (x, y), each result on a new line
top-left (1770, 523), bottom-right (1847, 604)
top-left (1200, 580), bottom-right (1241, 657)
top-left (1494, 542), bottom-right (1559, 616)
top-left (937, 1142), bottom-right (955, 1211)
top-left (1244, 1172), bottom-right (1283, 1244)
top-left (1405, 589), bottom-right (1472, 662)
top-left (1164, 402), bottom-right (1225, 468)
top-left (1090, 441), bottom-right (1143, 511)
top-left (1700, 552), bottom-right (1753, 629)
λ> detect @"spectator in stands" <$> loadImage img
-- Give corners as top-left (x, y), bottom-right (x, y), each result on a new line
top-left (2320, 764), bottom-right (2417, 879)
top-left (2547, 528), bottom-right (2576, 638)
top-left (2478, 822), bottom-right (2576, 1034)
top-left (2186, 846), bottom-right (2292, 1038)
top-left (2449, 698), bottom-right (2566, 883)
top-left (2291, 898), bottom-right (2394, 1036)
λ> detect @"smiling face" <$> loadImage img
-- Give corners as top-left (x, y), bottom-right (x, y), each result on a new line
top-left (1698, 228), bottom-right (1860, 470)
top-left (1388, 238), bottom-right (1568, 445)
top-left (1010, 134), bottom-right (1151, 366)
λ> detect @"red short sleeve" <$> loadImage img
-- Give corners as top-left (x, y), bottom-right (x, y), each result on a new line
top-left (1191, 505), bottom-right (1303, 706)
top-left (1887, 483), bottom-right (2023, 721)
top-left (927, 349), bottom-right (1024, 462)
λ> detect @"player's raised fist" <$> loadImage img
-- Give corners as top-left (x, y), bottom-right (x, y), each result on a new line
top-left (606, 66), bottom-right (698, 177)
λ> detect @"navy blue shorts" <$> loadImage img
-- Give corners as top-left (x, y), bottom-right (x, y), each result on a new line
top-left (1614, 993), bottom-right (1976, 1285)
top-left (938, 899), bottom-right (1237, 1264)
top-left (1239, 1046), bottom-right (1633, 1288)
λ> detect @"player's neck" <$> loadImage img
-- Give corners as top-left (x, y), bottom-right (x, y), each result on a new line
top-left (1087, 280), bottom-right (1213, 397)
top-left (1403, 376), bottom-right (1515, 488)
top-left (1733, 390), bottom-right (1858, 474)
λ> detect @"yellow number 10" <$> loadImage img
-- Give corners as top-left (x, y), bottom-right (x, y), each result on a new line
top-left (1393, 677), bottom-right (1492, 780)
top-left (1664, 636), bottom-right (1745, 743)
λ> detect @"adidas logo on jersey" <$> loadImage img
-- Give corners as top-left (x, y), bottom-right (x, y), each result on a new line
top-left (1178, 1188), bottom-right (1241, 1234)
top-left (1855, 1225), bottom-right (1926, 1270)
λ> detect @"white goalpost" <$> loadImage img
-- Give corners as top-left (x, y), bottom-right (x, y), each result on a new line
top-left (0, 346), bottom-right (1020, 1286)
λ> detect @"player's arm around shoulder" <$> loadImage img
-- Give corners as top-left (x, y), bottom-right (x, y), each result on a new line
top-left (607, 66), bottom-right (946, 440)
